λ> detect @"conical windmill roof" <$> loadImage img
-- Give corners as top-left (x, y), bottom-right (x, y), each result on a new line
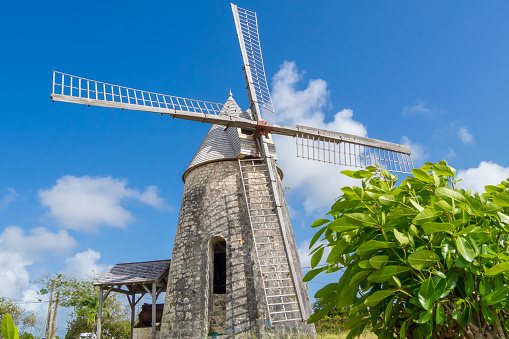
top-left (182, 93), bottom-right (255, 182)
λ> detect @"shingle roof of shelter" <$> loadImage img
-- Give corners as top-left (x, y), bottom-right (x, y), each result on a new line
top-left (94, 259), bottom-right (171, 287)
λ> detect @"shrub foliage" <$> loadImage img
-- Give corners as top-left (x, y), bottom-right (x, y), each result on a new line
top-left (305, 161), bottom-right (509, 338)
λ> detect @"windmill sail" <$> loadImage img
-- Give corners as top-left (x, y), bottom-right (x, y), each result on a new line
top-left (231, 4), bottom-right (274, 114)
top-left (51, 71), bottom-right (412, 173)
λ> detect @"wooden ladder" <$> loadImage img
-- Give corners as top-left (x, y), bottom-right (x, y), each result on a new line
top-left (239, 159), bottom-right (302, 324)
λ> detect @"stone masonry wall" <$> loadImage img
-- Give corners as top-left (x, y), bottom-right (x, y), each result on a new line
top-left (160, 160), bottom-right (315, 338)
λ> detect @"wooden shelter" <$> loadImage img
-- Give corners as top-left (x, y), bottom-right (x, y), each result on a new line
top-left (94, 259), bottom-right (170, 339)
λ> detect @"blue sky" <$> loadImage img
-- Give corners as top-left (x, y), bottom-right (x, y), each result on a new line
top-left (1, 0), bottom-right (509, 334)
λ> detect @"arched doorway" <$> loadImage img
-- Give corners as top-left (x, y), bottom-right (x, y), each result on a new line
top-left (209, 237), bottom-right (226, 334)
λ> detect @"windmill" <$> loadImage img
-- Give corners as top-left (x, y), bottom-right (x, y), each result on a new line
top-left (50, 4), bottom-right (412, 338)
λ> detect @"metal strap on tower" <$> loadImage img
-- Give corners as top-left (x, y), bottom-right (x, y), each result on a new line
top-left (239, 159), bottom-right (304, 324)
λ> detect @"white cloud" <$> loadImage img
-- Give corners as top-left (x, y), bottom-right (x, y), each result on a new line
top-left (444, 148), bottom-right (456, 160)
top-left (0, 251), bottom-right (31, 299)
top-left (400, 136), bottom-right (428, 165)
top-left (0, 226), bottom-right (77, 261)
top-left (457, 161), bottom-right (509, 193)
top-left (0, 226), bottom-right (77, 299)
top-left (457, 127), bottom-right (474, 144)
top-left (298, 239), bottom-right (331, 271)
top-left (0, 188), bottom-right (18, 210)
top-left (64, 249), bottom-right (112, 280)
top-left (402, 101), bottom-right (436, 119)
top-left (39, 175), bottom-right (168, 231)
top-left (269, 61), bottom-right (368, 214)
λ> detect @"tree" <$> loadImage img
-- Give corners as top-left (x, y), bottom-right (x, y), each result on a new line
top-left (59, 279), bottom-right (129, 339)
top-left (305, 161), bottom-right (509, 338)
top-left (0, 298), bottom-right (38, 336)
top-left (37, 274), bottom-right (130, 339)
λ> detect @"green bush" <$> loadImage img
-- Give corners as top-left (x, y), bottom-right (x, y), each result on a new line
top-left (305, 161), bottom-right (509, 338)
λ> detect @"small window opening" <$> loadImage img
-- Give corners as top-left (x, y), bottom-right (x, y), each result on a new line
top-left (213, 240), bottom-right (226, 294)
top-left (240, 128), bottom-right (253, 136)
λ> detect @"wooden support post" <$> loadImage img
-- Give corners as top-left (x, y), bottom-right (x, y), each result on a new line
top-left (130, 293), bottom-right (135, 339)
top-left (97, 287), bottom-right (103, 339)
top-left (151, 283), bottom-right (156, 339)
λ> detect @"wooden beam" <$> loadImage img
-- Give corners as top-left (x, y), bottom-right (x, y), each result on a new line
top-left (151, 283), bottom-right (156, 339)
top-left (97, 287), bottom-right (103, 339)
top-left (51, 94), bottom-right (411, 155)
top-left (130, 292), bottom-right (135, 339)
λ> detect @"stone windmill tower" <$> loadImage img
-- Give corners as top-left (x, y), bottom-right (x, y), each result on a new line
top-left (49, 4), bottom-right (413, 338)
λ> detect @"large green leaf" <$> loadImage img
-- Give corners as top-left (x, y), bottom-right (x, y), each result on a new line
top-left (311, 247), bottom-right (324, 268)
top-left (408, 250), bottom-right (440, 270)
top-left (326, 240), bottom-right (349, 264)
top-left (344, 213), bottom-right (378, 226)
top-left (356, 240), bottom-right (394, 255)
top-left (415, 310), bottom-right (433, 324)
top-left (482, 286), bottom-right (509, 306)
top-left (492, 192), bottom-right (509, 207)
top-left (422, 222), bottom-right (454, 234)
top-left (387, 206), bottom-right (418, 217)
top-left (309, 226), bottom-right (327, 249)
top-left (465, 274), bottom-right (474, 296)
top-left (434, 200), bottom-right (453, 212)
top-left (478, 203), bottom-right (503, 215)
top-left (485, 261), bottom-right (509, 276)
top-left (364, 290), bottom-right (395, 306)
top-left (349, 270), bottom-right (371, 286)
top-left (412, 168), bottom-right (433, 183)
top-left (436, 187), bottom-right (468, 204)
top-left (307, 302), bottom-right (335, 323)
top-left (303, 266), bottom-right (327, 282)
top-left (393, 229), bottom-right (410, 246)
top-left (1, 314), bottom-right (19, 339)
top-left (436, 303), bottom-right (445, 326)
top-left (458, 304), bottom-right (472, 327)
top-left (369, 255), bottom-right (389, 269)
top-left (419, 276), bottom-right (446, 310)
top-left (311, 218), bottom-right (330, 228)
top-left (344, 315), bottom-right (364, 331)
top-left (455, 236), bottom-right (475, 262)
top-left (341, 169), bottom-right (373, 179)
top-left (441, 237), bottom-right (456, 259)
top-left (384, 295), bottom-right (397, 326)
top-left (368, 265), bottom-right (413, 283)
top-left (412, 208), bottom-right (440, 226)
top-left (314, 283), bottom-right (338, 298)
top-left (379, 195), bottom-right (397, 205)
top-left (327, 218), bottom-right (359, 232)
top-left (481, 305), bottom-right (495, 324)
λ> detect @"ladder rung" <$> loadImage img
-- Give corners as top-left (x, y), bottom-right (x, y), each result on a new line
top-left (250, 208), bottom-right (274, 211)
top-left (265, 286), bottom-right (295, 290)
top-left (266, 293), bottom-right (298, 298)
top-left (269, 310), bottom-right (300, 315)
top-left (263, 278), bottom-right (293, 282)
top-left (244, 182), bottom-right (270, 186)
top-left (240, 163), bottom-right (266, 167)
top-left (251, 214), bottom-right (277, 217)
top-left (270, 318), bottom-right (302, 323)
top-left (245, 188), bottom-right (272, 192)
top-left (268, 301), bottom-right (298, 306)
